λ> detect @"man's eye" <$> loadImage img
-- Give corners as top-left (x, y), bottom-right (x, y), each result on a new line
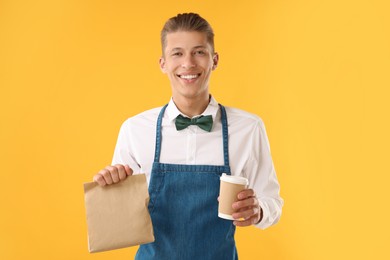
top-left (172, 52), bottom-right (182, 56)
top-left (195, 51), bottom-right (205, 55)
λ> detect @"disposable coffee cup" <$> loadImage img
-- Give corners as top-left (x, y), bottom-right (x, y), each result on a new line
top-left (218, 173), bottom-right (249, 220)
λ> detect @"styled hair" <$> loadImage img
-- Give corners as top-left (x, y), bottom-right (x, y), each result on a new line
top-left (161, 13), bottom-right (215, 55)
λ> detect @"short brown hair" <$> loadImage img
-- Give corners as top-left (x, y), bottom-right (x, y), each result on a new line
top-left (161, 13), bottom-right (215, 55)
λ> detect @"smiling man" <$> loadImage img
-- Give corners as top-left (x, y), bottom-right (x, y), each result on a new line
top-left (160, 30), bottom-right (217, 117)
top-left (93, 13), bottom-right (283, 259)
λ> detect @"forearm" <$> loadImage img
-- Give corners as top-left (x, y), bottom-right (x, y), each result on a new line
top-left (255, 196), bottom-right (283, 229)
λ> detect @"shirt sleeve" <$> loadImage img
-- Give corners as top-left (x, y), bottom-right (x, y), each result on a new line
top-left (111, 119), bottom-right (142, 174)
top-left (244, 119), bottom-right (283, 230)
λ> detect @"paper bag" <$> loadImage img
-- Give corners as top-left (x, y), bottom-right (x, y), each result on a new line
top-left (83, 174), bottom-right (154, 253)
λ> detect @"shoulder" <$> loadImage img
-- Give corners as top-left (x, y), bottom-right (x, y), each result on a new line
top-left (224, 106), bottom-right (265, 130)
top-left (120, 106), bottom-right (163, 129)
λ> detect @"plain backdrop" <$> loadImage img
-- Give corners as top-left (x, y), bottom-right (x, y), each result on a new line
top-left (1, 0), bottom-right (389, 259)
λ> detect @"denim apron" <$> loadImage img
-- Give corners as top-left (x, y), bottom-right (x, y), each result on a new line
top-left (135, 104), bottom-right (238, 260)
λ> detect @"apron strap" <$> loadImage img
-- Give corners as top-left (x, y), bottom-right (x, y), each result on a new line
top-left (219, 104), bottom-right (230, 167)
top-left (153, 103), bottom-right (230, 167)
top-left (154, 104), bottom-right (167, 163)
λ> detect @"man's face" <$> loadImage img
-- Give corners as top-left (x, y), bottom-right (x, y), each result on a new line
top-left (159, 31), bottom-right (218, 101)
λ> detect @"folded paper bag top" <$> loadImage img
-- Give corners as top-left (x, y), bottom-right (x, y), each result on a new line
top-left (83, 174), bottom-right (154, 253)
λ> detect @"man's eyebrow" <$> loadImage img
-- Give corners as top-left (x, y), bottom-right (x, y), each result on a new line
top-left (169, 46), bottom-right (207, 53)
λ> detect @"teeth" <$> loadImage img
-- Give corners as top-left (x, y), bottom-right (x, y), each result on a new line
top-left (180, 74), bottom-right (198, 79)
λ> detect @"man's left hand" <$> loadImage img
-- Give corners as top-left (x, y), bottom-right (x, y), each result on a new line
top-left (231, 189), bottom-right (263, 227)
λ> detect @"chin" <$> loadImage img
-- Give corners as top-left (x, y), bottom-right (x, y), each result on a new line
top-left (172, 83), bottom-right (208, 99)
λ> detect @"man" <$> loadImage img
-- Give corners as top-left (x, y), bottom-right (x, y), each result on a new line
top-left (93, 13), bottom-right (283, 259)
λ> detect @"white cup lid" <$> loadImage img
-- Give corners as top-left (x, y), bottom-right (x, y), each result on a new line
top-left (220, 173), bottom-right (248, 186)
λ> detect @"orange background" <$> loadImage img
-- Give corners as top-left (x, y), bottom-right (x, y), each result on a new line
top-left (1, 0), bottom-right (389, 259)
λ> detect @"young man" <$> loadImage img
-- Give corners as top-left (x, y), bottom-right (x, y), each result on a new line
top-left (93, 13), bottom-right (283, 259)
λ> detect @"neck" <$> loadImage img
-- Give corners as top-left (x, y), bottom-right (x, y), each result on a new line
top-left (173, 94), bottom-right (210, 118)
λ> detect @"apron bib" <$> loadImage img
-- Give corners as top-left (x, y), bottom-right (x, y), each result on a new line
top-left (135, 104), bottom-right (238, 260)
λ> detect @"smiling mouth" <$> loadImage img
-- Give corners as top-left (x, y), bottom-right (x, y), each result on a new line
top-left (177, 73), bottom-right (201, 80)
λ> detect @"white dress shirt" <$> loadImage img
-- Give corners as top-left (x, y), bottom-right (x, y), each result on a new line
top-left (112, 96), bottom-right (283, 229)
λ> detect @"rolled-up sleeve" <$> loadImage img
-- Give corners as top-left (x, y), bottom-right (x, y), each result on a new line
top-left (111, 119), bottom-right (141, 174)
top-left (244, 119), bottom-right (283, 230)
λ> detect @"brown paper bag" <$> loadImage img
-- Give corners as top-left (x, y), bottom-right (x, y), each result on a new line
top-left (83, 174), bottom-right (154, 253)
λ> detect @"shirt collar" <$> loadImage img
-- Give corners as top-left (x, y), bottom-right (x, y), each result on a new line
top-left (166, 96), bottom-right (220, 123)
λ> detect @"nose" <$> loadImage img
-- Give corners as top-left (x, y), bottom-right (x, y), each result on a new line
top-left (181, 55), bottom-right (196, 69)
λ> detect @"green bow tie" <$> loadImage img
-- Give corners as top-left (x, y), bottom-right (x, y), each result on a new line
top-left (175, 114), bottom-right (213, 132)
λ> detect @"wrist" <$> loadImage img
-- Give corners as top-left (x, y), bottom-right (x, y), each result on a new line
top-left (255, 205), bottom-right (263, 224)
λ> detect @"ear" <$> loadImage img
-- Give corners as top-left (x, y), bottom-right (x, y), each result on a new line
top-left (212, 52), bottom-right (219, 70)
top-left (159, 57), bottom-right (167, 73)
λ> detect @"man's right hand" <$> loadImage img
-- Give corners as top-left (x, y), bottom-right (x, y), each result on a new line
top-left (93, 164), bottom-right (133, 186)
